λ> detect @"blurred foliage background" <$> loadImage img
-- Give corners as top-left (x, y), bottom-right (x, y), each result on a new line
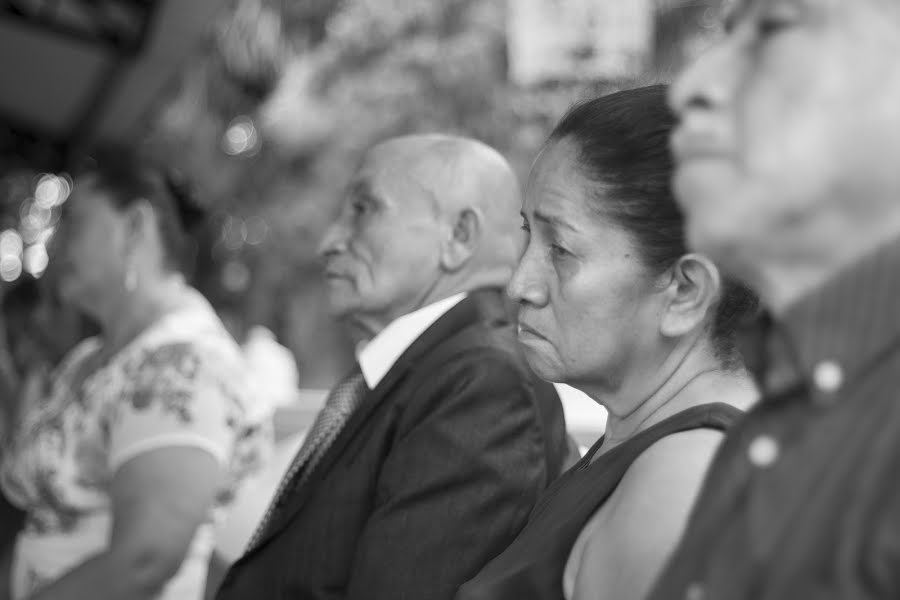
top-left (2, 0), bottom-right (728, 387)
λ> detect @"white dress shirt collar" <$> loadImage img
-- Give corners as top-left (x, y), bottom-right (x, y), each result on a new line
top-left (356, 293), bottom-right (468, 389)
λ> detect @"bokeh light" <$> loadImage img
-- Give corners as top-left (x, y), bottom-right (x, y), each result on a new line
top-left (244, 215), bottom-right (269, 245)
top-left (37, 227), bottom-right (56, 246)
top-left (0, 256), bottom-right (23, 282)
top-left (222, 116), bottom-right (260, 156)
top-left (1, 172), bottom-right (69, 282)
top-left (222, 259), bottom-right (251, 292)
top-left (0, 229), bottom-right (24, 258)
top-left (33, 173), bottom-right (71, 209)
top-left (222, 216), bottom-right (246, 250)
top-left (24, 243), bottom-right (50, 277)
top-left (28, 204), bottom-right (53, 227)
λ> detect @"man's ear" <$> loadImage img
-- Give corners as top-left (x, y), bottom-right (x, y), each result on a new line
top-left (658, 253), bottom-right (722, 339)
top-left (440, 208), bottom-right (481, 271)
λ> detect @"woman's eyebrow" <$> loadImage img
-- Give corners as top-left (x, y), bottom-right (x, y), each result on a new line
top-left (533, 208), bottom-right (578, 232)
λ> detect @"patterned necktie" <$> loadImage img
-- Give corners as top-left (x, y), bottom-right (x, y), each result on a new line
top-left (248, 366), bottom-right (368, 548)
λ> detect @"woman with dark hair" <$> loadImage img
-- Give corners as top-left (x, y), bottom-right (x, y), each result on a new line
top-left (0, 277), bottom-right (97, 600)
top-left (0, 278), bottom-right (45, 429)
top-left (456, 85), bottom-right (758, 600)
top-left (1, 276), bottom-right (98, 397)
top-left (0, 151), bottom-right (268, 600)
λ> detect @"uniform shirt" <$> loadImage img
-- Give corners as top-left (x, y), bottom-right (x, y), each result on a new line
top-left (646, 236), bottom-right (900, 600)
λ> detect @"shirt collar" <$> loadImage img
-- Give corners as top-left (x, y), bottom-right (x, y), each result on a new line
top-left (753, 236), bottom-right (900, 404)
top-left (356, 293), bottom-right (468, 389)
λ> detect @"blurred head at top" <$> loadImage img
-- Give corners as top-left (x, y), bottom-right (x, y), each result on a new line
top-left (509, 85), bottom-right (756, 405)
top-left (670, 0), bottom-right (900, 312)
top-left (53, 149), bottom-right (205, 324)
top-left (317, 134), bottom-right (523, 340)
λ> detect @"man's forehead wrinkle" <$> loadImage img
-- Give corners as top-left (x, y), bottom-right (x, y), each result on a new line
top-left (371, 136), bottom-right (477, 215)
top-left (417, 140), bottom-right (474, 212)
top-left (364, 144), bottom-right (445, 215)
top-left (363, 134), bottom-right (521, 230)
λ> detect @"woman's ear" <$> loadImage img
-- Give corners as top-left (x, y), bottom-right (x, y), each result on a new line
top-left (123, 200), bottom-right (156, 256)
top-left (658, 253), bottom-right (722, 339)
top-left (440, 208), bottom-right (481, 272)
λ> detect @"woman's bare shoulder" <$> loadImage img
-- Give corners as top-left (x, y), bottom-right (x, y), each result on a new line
top-left (617, 428), bottom-right (725, 507)
top-left (569, 429), bottom-right (726, 599)
top-left (585, 429), bottom-right (725, 545)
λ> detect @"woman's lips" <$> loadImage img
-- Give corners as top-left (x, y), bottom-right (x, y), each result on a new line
top-left (517, 321), bottom-right (546, 340)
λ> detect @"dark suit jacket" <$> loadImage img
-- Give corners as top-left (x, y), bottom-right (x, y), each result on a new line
top-left (216, 288), bottom-right (568, 600)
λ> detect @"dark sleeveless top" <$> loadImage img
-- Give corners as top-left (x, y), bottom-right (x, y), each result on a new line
top-left (455, 402), bottom-right (743, 600)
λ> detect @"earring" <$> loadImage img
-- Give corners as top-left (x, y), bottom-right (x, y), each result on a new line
top-left (124, 266), bottom-right (138, 293)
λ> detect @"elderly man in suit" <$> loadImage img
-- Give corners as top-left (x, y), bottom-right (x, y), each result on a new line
top-left (645, 1), bottom-right (900, 599)
top-left (215, 134), bottom-right (569, 600)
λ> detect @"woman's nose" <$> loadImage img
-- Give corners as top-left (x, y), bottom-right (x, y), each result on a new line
top-left (507, 250), bottom-right (549, 308)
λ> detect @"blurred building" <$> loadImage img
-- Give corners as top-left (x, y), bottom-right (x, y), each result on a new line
top-left (508, 0), bottom-right (727, 85)
top-left (508, 0), bottom-right (655, 86)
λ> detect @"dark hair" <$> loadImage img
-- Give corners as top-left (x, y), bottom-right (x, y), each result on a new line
top-left (2, 276), bottom-right (99, 371)
top-left (549, 84), bottom-right (758, 368)
top-left (2, 277), bottom-right (41, 335)
top-left (69, 148), bottom-right (207, 278)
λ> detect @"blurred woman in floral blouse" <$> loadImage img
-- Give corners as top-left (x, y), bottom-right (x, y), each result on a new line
top-left (0, 152), bottom-right (269, 600)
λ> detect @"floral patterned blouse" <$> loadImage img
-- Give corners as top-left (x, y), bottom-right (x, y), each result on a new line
top-left (0, 289), bottom-right (270, 600)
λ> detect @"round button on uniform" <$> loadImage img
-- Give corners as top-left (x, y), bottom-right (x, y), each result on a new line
top-left (685, 582), bottom-right (705, 600)
top-left (748, 434), bottom-right (780, 468)
top-left (813, 360), bottom-right (844, 394)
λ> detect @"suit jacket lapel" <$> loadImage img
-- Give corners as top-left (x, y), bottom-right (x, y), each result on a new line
top-left (305, 287), bottom-right (510, 492)
top-left (247, 288), bottom-right (509, 554)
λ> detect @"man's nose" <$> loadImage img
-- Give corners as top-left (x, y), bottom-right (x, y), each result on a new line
top-left (317, 221), bottom-right (348, 259)
top-left (669, 35), bottom-right (740, 118)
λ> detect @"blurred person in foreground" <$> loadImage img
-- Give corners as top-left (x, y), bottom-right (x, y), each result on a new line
top-left (0, 152), bottom-right (268, 600)
top-left (0, 279), bottom-right (50, 437)
top-left (0, 277), bottom-right (97, 595)
top-left (456, 85), bottom-right (757, 600)
top-left (644, 1), bottom-right (900, 598)
top-left (215, 134), bottom-right (570, 600)
top-left (0, 277), bottom-right (97, 431)
top-left (0, 281), bottom-right (44, 600)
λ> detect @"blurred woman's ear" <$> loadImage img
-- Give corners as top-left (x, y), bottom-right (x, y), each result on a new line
top-left (658, 254), bottom-right (722, 339)
top-left (122, 200), bottom-right (157, 257)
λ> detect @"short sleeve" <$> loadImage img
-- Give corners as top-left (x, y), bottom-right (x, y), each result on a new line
top-left (106, 342), bottom-right (243, 473)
